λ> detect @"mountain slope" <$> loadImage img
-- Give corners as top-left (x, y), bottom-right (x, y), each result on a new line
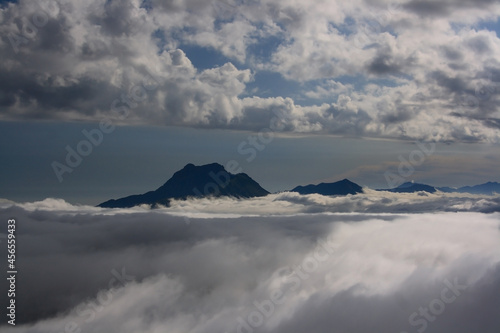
top-left (456, 182), bottom-right (500, 195)
top-left (291, 179), bottom-right (363, 196)
top-left (384, 181), bottom-right (500, 195)
top-left (98, 163), bottom-right (269, 208)
top-left (388, 182), bottom-right (437, 194)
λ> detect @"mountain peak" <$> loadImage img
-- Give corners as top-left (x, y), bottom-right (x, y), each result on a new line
top-left (291, 179), bottom-right (363, 196)
top-left (180, 162), bottom-right (224, 171)
top-left (454, 181), bottom-right (500, 195)
top-left (380, 182), bottom-right (436, 193)
top-left (98, 163), bottom-right (269, 208)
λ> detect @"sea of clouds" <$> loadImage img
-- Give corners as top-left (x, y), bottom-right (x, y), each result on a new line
top-left (1, 191), bottom-right (500, 333)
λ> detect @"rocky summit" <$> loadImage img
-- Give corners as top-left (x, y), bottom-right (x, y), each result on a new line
top-left (98, 163), bottom-right (269, 208)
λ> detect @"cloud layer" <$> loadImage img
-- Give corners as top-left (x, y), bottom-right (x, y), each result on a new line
top-left (1, 195), bottom-right (500, 332)
top-left (1, 0), bottom-right (500, 142)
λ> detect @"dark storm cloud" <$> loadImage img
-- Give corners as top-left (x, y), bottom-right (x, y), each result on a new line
top-left (365, 46), bottom-right (416, 76)
top-left (483, 117), bottom-right (500, 129)
top-left (466, 35), bottom-right (492, 54)
top-left (451, 112), bottom-right (500, 132)
top-left (1, 3), bottom-right (74, 53)
top-left (323, 104), bottom-right (373, 136)
top-left (403, 0), bottom-right (498, 17)
top-left (403, 0), bottom-right (450, 17)
top-left (378, 103), bottom-right (416, 125)
top-left (88, 0), bottom-right (144, 37)
top-left (0, 68), bottom-right (120, 119)
top-left (429, 71), bottom-right (467, 94)
top-left (367, 55), bottom-right (399, 75)
top-left (440, 46), bottom-right (464, 62)
top-left (35, 17), bottom-right (74, 52)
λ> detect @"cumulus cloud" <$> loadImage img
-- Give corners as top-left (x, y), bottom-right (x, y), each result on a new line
top-left (1, 197), bottom-right (500, 333)
top-left (1, 0), bottom-right (500, 142)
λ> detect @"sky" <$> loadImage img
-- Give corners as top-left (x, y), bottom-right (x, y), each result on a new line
top-left (1, 0), bottom-right (500, 204)
top-left (1, 2), bottom-right (500, 330)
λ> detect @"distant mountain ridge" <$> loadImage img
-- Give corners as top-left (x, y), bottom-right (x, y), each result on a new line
top-left (384, 182), bottom-right (437, 194)
top-left (451, 182), bottom-right (500, 195)
top-left (98, 163), bottom-right (499, 208)
top-left (380, 181), bottom-right (500, 195)
top-left (291, 179), bottom-right (363, 196)
top-left (98, 163), bottom-right (269, 208)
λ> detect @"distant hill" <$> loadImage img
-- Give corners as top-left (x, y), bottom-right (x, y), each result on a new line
top-left (98, 163), bottom-right (269, 208)
top-left (380, 181), bottom-right (500, 195)
top-left (387, 182), bottom-right (437, 194)
top-left (291, 179), bottom-right (363, 196)
top-left (443, 182), bottom-right (500, 195)
top-left (436, 186), bottom-right (456, 193)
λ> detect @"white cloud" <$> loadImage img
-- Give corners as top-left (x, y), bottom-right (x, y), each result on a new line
top-left (1, 0), bottom-right (500, 142)
top-left (165, 189), bottom-right (500, 215)
top-left (1, 199), bottom-right (500, 332)
top-left (2, 189), bottom-right (500, 217)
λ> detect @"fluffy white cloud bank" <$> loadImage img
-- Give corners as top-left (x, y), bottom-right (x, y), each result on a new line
top-left (1, 0), bottom-right (500, 142)
top-left (1, 195), bottom-right (500, 332)
top-left (2, 189), bottom-right (500, 216)
top-left (166, 190), bottom-right (500, 216)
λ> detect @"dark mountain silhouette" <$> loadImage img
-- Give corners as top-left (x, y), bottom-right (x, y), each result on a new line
top-left (98, 163), bottom-right (269, 208)
top-left (291, 179), bottom-right (363, 196)
top-left (436, 186), bottom-right (456, 193)
top-left (380, 181), bottom-right (500, 195)
top-left (386, 182), bottom-right (437, 194)
top-left (438, 182), bottom-right (500, 195)
top-left (98, 162), bottom-right (499, 209)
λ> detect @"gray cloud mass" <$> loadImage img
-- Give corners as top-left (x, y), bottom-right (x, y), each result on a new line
top-left (1, 0), bottom-right (500, 142)
top-left (0, 194), bottom-right (500, 332)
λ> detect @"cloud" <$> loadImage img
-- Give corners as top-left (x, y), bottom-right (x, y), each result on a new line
top-left (165, 190), bottom-right (500, 215)
top-left (2, 188), bottom-right (500, 218)
top-left (1, 0), bottom-right (500, 142)
top-left (403, 0), bottom-right (500, 19)
top-left (1, 199), bottom-right (500, 333)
